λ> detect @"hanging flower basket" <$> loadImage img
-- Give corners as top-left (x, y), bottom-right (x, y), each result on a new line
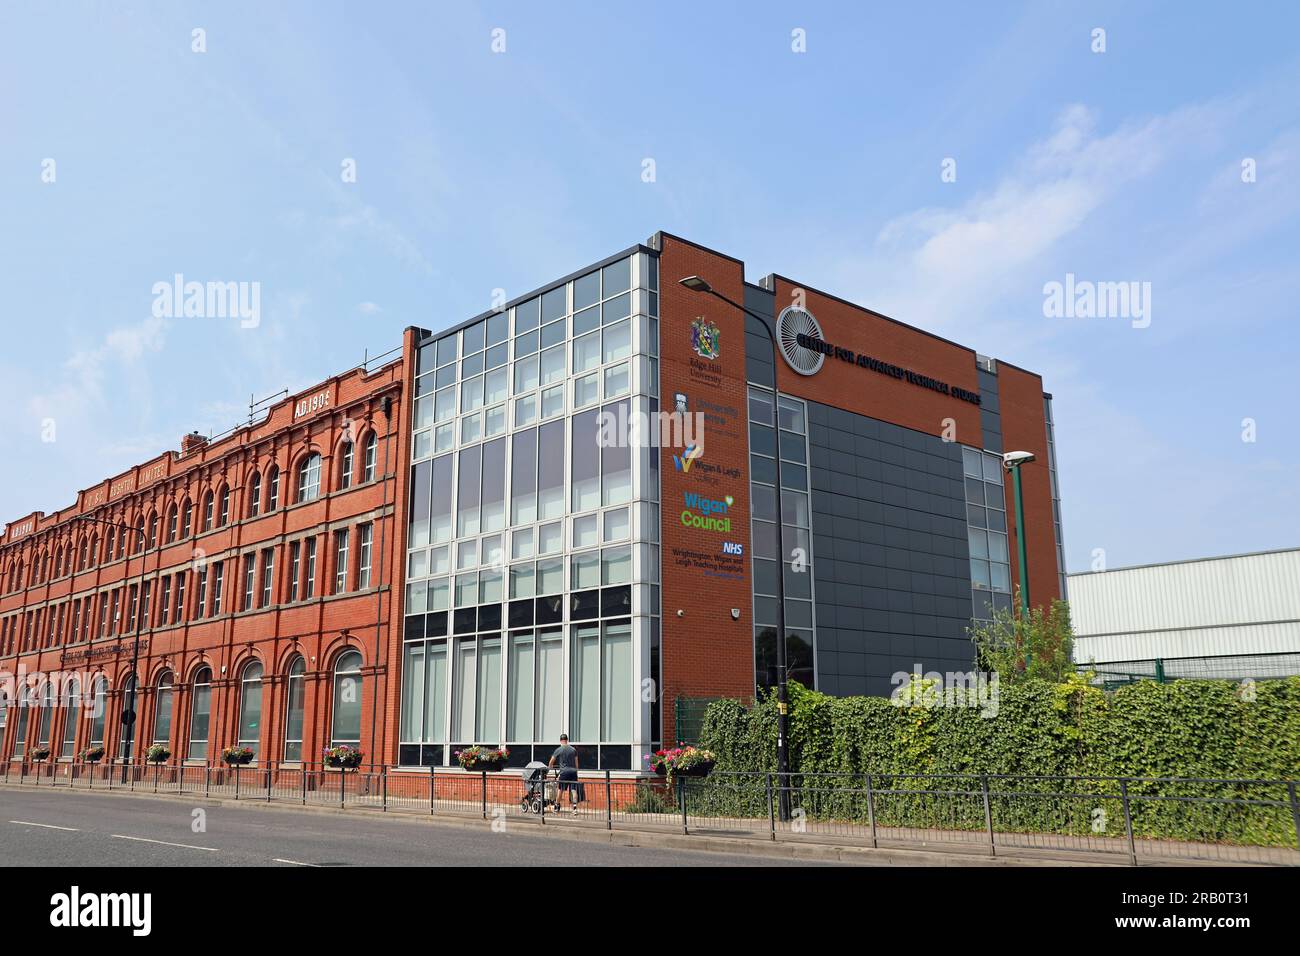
top-left (80, 746), bottom-right (106, 763)
top-left (323, 745), bottom-right (364, 770)
top-left (645, 749), bottom-right (672, 775)
top-left (146, 744), bottom-right (171, 764)
top-left (29, 747), bottom-right (51, 762)
top-left (456, 746), bottom-right (509, 772)
top-left (654, 746), bottom-right (717, 783)
top-left (220, 746), bottom-right (255, 766)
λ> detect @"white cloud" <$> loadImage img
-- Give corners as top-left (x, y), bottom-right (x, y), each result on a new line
top-left (357, 301), bottom-right (383, 314)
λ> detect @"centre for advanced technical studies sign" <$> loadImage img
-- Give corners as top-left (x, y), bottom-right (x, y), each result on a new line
top-left (794, 334), bottom-right (982, 405)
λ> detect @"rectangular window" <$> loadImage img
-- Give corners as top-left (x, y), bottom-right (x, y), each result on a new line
top-left (195, 570), bottom-right (207, 620)
top-left (507, 632), bottom-right (535, 741)
top-left (334, 528), bottom-right (350, 594)
top-left (210, 562), bottom-right (223, 615)
top-left (160, 576), bottom-right (172, 626)
top-left (457, 445), bottom-right (482, 536)
top-left (571, 408), bottom-right (600, 511)
top-left (243, 554), bottom-right (256, 610)
top-left (141, 579), bottom-right (152, 628)
top-left (358, 524), bottom-right (373, 589)
top-left (98, 596), bottom-right (109, 637)
top-left (538, 419), bottom-right (565, 520)
top-left (570, 623), bottom-right (600, 741)
top-left (289, 542), bottom-right (301, 601)
top-left (510, 428), bottom-right (537, 525)
top-left (304, 538), bottom-right (317, 598)
top-left (476, 637), bottom-right (502, 742)
top-left (260, 548), bottom-right (275, 606)
top-left (174, 573), bottom-right (186, 621)
top-left (481, 438), bottom-right (506, 533)
top-left (127, 584), bottom-right (139, 632)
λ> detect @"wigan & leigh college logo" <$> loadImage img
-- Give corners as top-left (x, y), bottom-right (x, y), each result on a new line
top-left (690, 317), bottom-right (720, 360)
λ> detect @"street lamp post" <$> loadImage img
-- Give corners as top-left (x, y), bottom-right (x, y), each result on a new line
top-left (1002, 451), bottom-right (1036, 672)
top-left (74, 514), bottom-right (148, 782)
top-left (679, 275), bottom-right (791, 818)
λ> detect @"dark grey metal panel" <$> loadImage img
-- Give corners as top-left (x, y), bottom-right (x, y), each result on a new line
top-left (808, 398), bottom-right (975, 697)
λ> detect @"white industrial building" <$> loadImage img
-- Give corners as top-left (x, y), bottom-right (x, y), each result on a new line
top-left (1067, 548), bottom-right (1300, 681)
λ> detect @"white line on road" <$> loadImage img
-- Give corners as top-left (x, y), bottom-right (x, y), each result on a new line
top-left (9, 820), bottom-right (80, 831)
top-left (272, 858), bottom-right (321, 867)
top-left (111, 834), bottom-right (219, 852)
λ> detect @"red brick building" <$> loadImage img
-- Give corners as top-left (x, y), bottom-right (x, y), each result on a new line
top-left (0, 353), bottom-right (406, 769)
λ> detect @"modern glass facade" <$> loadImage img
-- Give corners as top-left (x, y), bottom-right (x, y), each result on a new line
top-left (399, 250), bottom-right (661, 769)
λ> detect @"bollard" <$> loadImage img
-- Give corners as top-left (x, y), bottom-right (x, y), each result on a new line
top-left (1120, 779), bottom-right (1137, 866)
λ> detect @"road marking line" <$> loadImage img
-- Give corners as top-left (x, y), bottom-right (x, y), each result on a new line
top-left (9, 820), bottom-right (79, 831)
top-left (111, 834), bottom-right (218, 852)
top-left (272, 858), bottom-right (320, 867)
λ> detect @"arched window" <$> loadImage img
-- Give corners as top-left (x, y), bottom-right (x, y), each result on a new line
top-left (0, 688), bottom-right (8, 736)
top-left (106, 527), bottom-right (116, 560)
top-left (118, 675), bottom-right (138, 760)
top-left (133, 518), bottom-right (145, 554)
top-left (36, 681), bottom-right (55, 749)
top-left (152, 672), bottom-right (174, 746)
top-left (363, 432), bottom-right (378, 483)
top-left (283, 657), bottom-right (306, 762)
top-left (181, 499), bottom-right (193, 538)
top-left (78, 537), bottom-right (89, 572)
top-left (203, 492), bottom-right (215, 532)
top-left (148, 513), bottom-right (159, 549)
top-left (297, 454), bottom-right (322, 503)
top-left (88, 535), bottom-right (98, 568)
top-left (187, 667), bottom-right (212, 761)
top-left (339, 442), bottom-right (354, 490)
top-left (59, 678), bottom-right (81, 758)
top-left (267, 467), bottom-right (280, 510)
top-left (248, 472), bottom-right (262, 517)
top-left (218, 487), bottom-right (230, 527)
top-left (166, 504), bottom-right (178, 542)
top-left (236, 661), bottom-right (264, 757)
top-left (13, 686), bottom-right (33, 757)
top-left (88, 677), bottom-right (108, 748)
top-left (331, 651), bottom-right (363, 748)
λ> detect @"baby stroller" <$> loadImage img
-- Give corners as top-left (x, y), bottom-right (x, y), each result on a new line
top-left (520, 761), bottom-right (559, 814)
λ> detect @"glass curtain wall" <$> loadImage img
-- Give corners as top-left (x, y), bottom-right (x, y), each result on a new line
top-left (400, 251), bottom-right (660, 770)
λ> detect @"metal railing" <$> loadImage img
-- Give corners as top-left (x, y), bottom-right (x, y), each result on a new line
top-left (3, 759), bottom-right (1295, 866)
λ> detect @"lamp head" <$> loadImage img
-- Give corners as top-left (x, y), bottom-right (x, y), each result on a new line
top-left (1002, 450), bottom-right (1036, 469)
top-left (679, 275), bottom-right (713, 293)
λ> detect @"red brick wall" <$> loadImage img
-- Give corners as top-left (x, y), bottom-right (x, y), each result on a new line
top-left (656, 236), bottom-right (756, 744)
top-left (769, 279), bottom-right (985, 447)
top-left (996, 364), bottom-right (1061, 607)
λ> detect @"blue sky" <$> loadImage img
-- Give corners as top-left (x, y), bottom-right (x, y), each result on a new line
top-left (1, 1), bottom-right (1297, 573)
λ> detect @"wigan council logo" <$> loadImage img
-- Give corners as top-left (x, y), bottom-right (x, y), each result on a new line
top-left (690, 317), bottom-right (720, 360)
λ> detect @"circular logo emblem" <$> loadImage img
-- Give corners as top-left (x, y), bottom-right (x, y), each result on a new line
top-left (776, 307), bottom-right (825, 376)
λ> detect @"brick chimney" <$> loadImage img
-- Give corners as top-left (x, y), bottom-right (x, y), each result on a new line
top-left (180, 431), bottom-right (209, 457)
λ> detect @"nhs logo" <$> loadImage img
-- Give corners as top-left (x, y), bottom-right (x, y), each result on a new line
top-left (722, 541), bottom-right (744, 556)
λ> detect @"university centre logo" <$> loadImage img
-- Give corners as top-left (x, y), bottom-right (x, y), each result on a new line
top-left (681, 491), bottom-right (734, 532)
top-left (690, 317), bottom-right (720, 360)
top-left (673, 442), bottom-right (703, 473)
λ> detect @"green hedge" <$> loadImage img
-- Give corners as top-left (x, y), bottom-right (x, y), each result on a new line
top-left (696, 677), bottom-right (1300, 846)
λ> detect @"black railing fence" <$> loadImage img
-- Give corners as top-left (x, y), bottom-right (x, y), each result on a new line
top-left (3, 759), bottom-right (1296, 866)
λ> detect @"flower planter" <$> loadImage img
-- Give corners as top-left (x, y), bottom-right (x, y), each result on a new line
top-left (466, 761), bottom-right (505, 773)
top-left (677, 760), bottom-right (716, 779)
top-left (326, 756), bottom-right (363, 770)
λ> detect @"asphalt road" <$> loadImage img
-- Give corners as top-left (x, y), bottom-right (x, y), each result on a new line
top-left (0, 787), bottom-right (834, 867)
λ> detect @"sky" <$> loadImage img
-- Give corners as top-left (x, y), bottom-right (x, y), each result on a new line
top-left (1, 1), bottom-right (1298, 574)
